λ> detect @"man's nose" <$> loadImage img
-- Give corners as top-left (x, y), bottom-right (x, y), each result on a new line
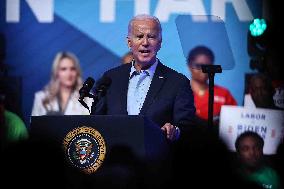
top-left (250, 148), bottom-right (259, 158)
top-left (142, 37), bottom-right (149, 46)
top-left (247, 148), bottom-right (254, 156)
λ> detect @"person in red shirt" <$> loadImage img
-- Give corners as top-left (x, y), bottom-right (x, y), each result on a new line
top-left (187, 46), bottom-right (237, 125)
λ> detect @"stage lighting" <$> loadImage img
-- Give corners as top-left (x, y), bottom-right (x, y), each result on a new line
top-left (249, 18), bottom-right (267, 37)
top-left (247, 18), bottom-right (269, 72)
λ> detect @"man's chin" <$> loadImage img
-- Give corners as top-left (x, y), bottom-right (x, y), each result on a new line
top-left (137, 57), bottom-right (156, 64)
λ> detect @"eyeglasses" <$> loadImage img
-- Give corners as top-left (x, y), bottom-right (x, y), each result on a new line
top-left (191, 64), bottom-right (202, 69)
top-left (189, 62), bottom-right (207, 70)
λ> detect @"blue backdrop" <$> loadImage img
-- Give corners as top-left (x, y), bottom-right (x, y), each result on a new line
top-left (0, 0), bottom-right (262, 125)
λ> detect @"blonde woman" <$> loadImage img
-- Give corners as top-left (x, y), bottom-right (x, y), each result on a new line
top-left (32, 52), bottom-right (91, 116)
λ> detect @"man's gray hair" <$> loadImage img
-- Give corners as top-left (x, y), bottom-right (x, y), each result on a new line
top-left (127, 14), bottom-right (162, 40)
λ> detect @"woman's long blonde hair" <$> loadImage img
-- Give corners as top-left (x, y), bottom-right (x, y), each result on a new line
top-left (42, 52), bottom-right (83, 107)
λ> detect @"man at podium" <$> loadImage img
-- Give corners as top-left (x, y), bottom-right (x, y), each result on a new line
top-left (95, 15), bottom-right (195, 141)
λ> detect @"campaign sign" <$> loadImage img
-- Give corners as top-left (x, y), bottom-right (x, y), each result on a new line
top-left (219, 105), bottom-right (284, 154)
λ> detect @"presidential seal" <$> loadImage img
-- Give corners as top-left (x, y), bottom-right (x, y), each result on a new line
top-left (63, 126), bottom-right (106, 174)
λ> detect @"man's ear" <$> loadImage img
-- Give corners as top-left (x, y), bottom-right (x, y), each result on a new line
top-left (127, 36), bottom-right (132, 49)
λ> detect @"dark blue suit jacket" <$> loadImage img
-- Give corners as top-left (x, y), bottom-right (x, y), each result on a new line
top-left (96, 61), bottom-right (195, 129)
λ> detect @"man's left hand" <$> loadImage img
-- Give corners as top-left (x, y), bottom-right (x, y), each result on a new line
top-left (161, 123), bottom-right (179, 141)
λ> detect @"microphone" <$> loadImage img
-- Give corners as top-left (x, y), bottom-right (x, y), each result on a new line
top-left (89, 76), bottom-right (111, 115)
top-left (94, 76), bottom-right (112, 96)
top-left (79, 77), bottom-right (95, 101)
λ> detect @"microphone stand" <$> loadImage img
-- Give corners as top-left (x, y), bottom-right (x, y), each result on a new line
top-left (78, 82), bottom-right (110, 115)
top-left (78, 92), bottom-right (99, 115)
top-left (201, 65), bottom-right (222, 130)
top-left (89, 90), bottom-right (105, 115)
top-left (87, 93), bottom-right (99, 115)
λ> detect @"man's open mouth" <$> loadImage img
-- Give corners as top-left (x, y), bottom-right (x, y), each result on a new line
top-left (140, 50), bottom-right (150, 54)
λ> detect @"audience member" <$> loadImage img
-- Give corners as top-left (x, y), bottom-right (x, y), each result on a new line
top-left (235, 131), bottom-right (281, 189)
top-left (187, 46), bottom-right (237, 126)
top-left (31, 51), bottom-right (91, 116)
top-left (244, 73), bottom-right (279, 109)
top-left (0, 93), bottom-right (28, 147)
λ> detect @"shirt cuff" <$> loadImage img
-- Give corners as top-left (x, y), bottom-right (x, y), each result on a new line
top-left (175, 126), bottom-right (180, 140)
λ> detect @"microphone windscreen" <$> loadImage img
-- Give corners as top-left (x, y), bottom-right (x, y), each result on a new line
top-left (79, 77), bottom-right (95, 96)
top-left (83, 77), bottom-right (95, 89)
top-left (96, 76), bottom-right (112, 89)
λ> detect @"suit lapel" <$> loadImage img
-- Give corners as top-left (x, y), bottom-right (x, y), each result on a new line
top-left (140, 61), bottom-right (166, 115)
top-left (118, 64), bottom-right (131, 114)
